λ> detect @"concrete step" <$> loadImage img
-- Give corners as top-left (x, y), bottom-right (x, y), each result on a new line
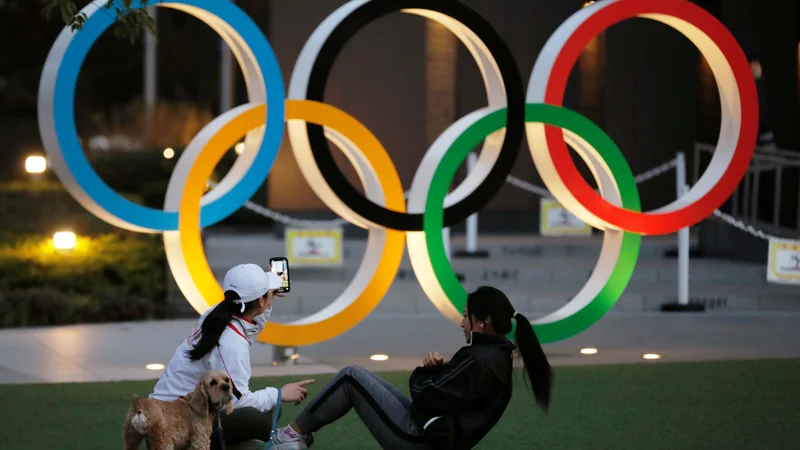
top-left (206, 258), bottom-right (772, 286)
top-left (167, 273), bottom-right (799, 318)
top-left (264, 282), bottom-right (800, 317)
top-left (202, 233), bottom-right (769, 286)
top-left (202, 232), bottom-right (697, 265)
top-left (162, 232), bottom-right (796, 317)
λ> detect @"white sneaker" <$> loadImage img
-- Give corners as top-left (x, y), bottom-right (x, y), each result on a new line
top-left (269, 426), bottom-right (312, 449)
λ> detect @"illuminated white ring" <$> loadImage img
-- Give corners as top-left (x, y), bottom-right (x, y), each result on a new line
top-left (164, 100), bottom-right (406, 346)
top-left (37, 0), bottom-right (283, 233)
top-left (407, 105), bottom-right (635, 327)
top-left (526, 0), bottom-right (758, 234)
top-left (286, 0), bottom-right (507, 229)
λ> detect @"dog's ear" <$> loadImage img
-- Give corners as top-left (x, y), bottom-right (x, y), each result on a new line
top-left (187, 381), bottom-right (209, 417)
top-left (225, 399), bottom-right (233, 415)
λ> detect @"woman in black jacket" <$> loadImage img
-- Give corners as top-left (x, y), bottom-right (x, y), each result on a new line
top-left (270, 286), bottom-right (553, 449)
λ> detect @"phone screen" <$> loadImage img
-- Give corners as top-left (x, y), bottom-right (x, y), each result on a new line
top-left (270, 258), bottom-right (290, 292)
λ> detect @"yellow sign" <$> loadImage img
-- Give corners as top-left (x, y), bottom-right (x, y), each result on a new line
top-left (767, 238), bottom-right (800, 285)
top-left (540, 198), bottom-right (592, 236)
top-left (286, 228), bottom-right (343, 267)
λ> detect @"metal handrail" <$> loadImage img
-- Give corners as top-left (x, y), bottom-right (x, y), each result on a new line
top-left (695, 142), bottom-right (800, 159)
top-left (695, 143), bottom-right (800, 166)
top-left (693, 142), bottom-right (800, 231)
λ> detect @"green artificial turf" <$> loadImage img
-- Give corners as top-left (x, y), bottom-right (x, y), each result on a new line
top-left (1, 359), bottom-right (798, 449)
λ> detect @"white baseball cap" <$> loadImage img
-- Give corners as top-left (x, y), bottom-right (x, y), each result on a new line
top-left (222, 264), bottom-right (282, 307)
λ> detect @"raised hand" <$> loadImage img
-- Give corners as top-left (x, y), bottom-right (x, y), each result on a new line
top-left (281, 379), bottom-right (316, 405)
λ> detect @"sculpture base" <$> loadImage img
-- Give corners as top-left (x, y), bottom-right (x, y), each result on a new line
top-left (453, 249), bottom-right (491, 258)
top-left (660, 303), bottom-right (706, 312)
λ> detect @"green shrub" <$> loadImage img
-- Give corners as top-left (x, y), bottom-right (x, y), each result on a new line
top-left (0, 288), bottom-right (81, 327)
top-left (0, 181), bottom-right (122, 240)
top-left (0, 233), bottom-right (166, 328)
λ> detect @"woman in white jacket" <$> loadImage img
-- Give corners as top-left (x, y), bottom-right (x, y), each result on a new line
top-left (150, 263), bottom-right (314, 449)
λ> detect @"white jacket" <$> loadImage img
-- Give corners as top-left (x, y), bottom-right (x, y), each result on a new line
top-left (149, 305), bottom-right (279, 412)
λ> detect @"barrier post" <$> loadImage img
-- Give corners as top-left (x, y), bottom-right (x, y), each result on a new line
top-left (678, 183), bottom-right (690, 306)
top-left (454, 152), bottom-right (490, 258)
top-left (661, 152), bottom-right (704, 312)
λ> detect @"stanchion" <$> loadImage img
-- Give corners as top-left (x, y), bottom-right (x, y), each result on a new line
top-left (662, 153), bottom-right (705, 312)
top-left (454, 152), bottom-right (490, 258)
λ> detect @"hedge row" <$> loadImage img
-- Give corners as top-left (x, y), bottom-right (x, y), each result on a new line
top-left (0, 233), bottom-right (166, 328)
top-left (0, 147), bottom-right (274, 327)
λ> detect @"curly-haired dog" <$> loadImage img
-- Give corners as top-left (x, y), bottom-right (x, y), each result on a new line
top-left (123, 370), bottom-right (233, 450)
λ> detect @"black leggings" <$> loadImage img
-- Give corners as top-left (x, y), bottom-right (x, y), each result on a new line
top-left (210, 406), bottom-right (279, 450)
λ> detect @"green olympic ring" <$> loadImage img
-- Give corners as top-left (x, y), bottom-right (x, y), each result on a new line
top-left (423, 104), bottom-right (642, 343)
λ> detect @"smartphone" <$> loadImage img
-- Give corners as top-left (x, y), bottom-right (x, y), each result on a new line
top-left (269, 257), bottom-right (290, 293)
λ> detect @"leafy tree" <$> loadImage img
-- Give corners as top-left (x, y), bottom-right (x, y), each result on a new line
top-left (39, 0), bottom-right (157, 42)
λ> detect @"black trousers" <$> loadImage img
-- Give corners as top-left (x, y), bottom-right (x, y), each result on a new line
top-left (210, 406), bottom-right (279, 450)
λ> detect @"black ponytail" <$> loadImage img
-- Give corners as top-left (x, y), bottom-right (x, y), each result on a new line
top-left (512, 312), bottom-right (553, 411)
top-left (467, 286), bottom-right (553, 412)
top-left (185, 290), bottom-right (241, 361)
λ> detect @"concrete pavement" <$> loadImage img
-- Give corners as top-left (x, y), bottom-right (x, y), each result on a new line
top-left (2, 311), bottom-right (799, 385)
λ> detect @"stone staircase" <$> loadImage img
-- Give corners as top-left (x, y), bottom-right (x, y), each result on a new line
top-left (165, 232), bottom-right (799, 318)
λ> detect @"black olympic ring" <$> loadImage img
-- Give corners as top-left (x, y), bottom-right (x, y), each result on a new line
top-left (303, 0), bottom-right (525, 231)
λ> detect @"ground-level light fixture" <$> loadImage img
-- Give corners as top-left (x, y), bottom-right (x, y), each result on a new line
top-left (26, 155), bottom-right (47, 174)
top-left (580, 348), bottom-right (599, 355)
top-left (53, 231), bottom-right (77, 250)
top-left (369, 354), bottom-right (389, 361)
top-left (145, 363), bottom-right (165, 370)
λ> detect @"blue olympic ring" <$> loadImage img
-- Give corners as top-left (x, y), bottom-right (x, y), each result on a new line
top-left (46, 0), bottom-right (285, 231)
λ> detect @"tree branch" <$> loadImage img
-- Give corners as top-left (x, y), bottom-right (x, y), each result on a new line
top-left (39, 0), bottom-right (158, 43)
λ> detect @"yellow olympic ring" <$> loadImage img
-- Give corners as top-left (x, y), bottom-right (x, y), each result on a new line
top-left (175, 100), bottom-right (406, 346)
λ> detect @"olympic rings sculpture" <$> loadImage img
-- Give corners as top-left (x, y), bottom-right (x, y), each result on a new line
top-left (38, 0), bottom-right (757, 346)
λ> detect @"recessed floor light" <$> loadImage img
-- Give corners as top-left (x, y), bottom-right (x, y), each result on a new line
top-left (642, 353), bottom-right (661, 360)
top-left (370, 354), bottom-right (389, 361)
top-left (580, 348), bottom-right (598, 355)
top-left (145, 363), bottom-right (165, 370)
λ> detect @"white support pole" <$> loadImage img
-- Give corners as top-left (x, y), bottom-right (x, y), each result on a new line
top-left (143, 6), bottom-right (157, 135)
top-left (219, 7), bottom-right (235, 114)
top-left (465, 152), bottom-right (479, 253)
top-left (675, 153), bottom-right (690, 305)
top-left (443, 227), bottom-right (452, 261)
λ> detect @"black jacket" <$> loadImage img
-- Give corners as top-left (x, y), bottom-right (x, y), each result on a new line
top-left (409, 333), bottom-right (516, 449)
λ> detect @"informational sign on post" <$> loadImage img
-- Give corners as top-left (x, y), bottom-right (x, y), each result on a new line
top-left (539, 198), bottom-right (592, 236)
top-left (767, 238), bottom-right (800, 285)
top-left (285, 228), bottom-right (343, 267)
